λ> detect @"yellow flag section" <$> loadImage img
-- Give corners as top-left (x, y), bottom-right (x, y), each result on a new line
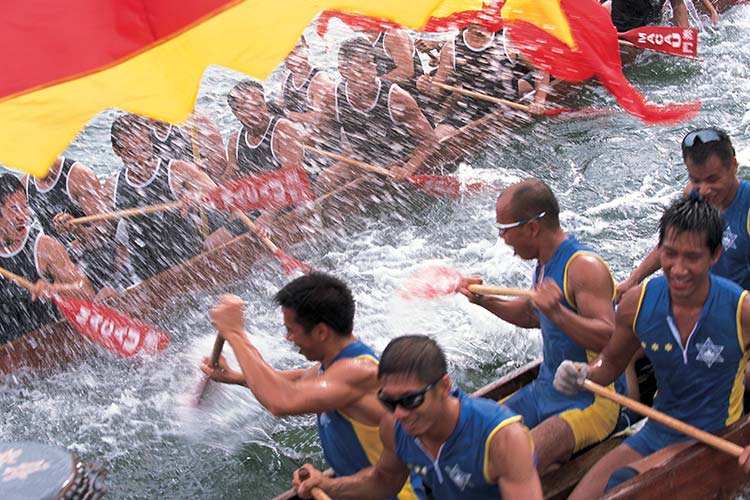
top-left (501, 0), bottom-right (576, 50)
top-left (0, 0), bottom-right (451, 176)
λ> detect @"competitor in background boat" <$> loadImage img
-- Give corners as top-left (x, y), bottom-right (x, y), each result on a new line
top-left (457, 178), bottom-right (626, 474)
top-left (202, 273), bottom-right (423, 500)
top-left (293, 335), bottom-right (542, 500)
top-left (555, 196), bottom-right (750, 497)
top-left (315, 36), bottom-right (437, 192)
top-left (363, 28), bottom-right (423, 95)
top-left (417, 24), bottom-right (549, 138)
top-left (104, 113), bottom-right (218, 282)
top-left (150, 119), bottom-right (193, 163)
top-left (23, 156), bottom-right (116, 293)
top-left (0, 174), bottom-right (93, 343)
top-left (617, 128), bottom-right (750, 298)
top-left (181, 112), bottom-right (229, 183)
top-left (602, 0), bottom-right (718, 29)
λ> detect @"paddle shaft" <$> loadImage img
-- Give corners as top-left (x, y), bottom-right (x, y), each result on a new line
top-left (235, 212), bottom-right (284, 253)
top-left (582, 380), bottom-right (744, 457)
top-left (0, 266), bottom-right (35, 291)
top-left (297, 468), bottom-right (333, 500)
top-left (433, 82), bottom-right (531, 112)
top-left (467, 284), bottom-right (534, 297)
top-left (70, 201), bottom-right (182, 225)
top-left (193, 334), bottom-right (226, 406)
top-left (302, 146), bottom-right (393, 178)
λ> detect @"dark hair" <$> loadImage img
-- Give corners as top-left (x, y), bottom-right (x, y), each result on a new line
top-left (378, 335), bottom-right (447, 384)
top-left (227, 79), bottom-right (266, 112)
top-left (337, 36), bottom-right (375, 73)
top-left (0, 174), bottom-right (23, 206)
top-left (111, 113), bottom-right (150, 153)
top-left (681, 128), bottom-right (735, 168)
top-left (658, 196), bottom-right (723, 254)
top-left (274, 272), bottom-right (355, 336)
top-left (507, 178), bottom-right (560, 229)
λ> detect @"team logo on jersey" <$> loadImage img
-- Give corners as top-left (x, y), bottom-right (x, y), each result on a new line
top-left (445, 464), bottom-right (472, 491)
top-left (723, 226), bottom-right (738, 251)
top-left (696, 337), bottom-right (725, 368)
top-left (318, 413), bottom-right (331, 427)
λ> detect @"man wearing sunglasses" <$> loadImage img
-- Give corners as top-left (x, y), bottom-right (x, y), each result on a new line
top-left (293, 335), bottom-right (542, 499)
top-left (617, 128), bottom-right (749, 298)
top-left (458, 178), bottom-right (625, 475)
top-left (201, 274), bottom-right (421, 500)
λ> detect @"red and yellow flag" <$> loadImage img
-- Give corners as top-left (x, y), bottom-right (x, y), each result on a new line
top-left (1, 0), bottom-right (458, 176)
top-left (317, 1), bottom-right (504, 37)
top-left (501, 0), bottom-right (700, 124)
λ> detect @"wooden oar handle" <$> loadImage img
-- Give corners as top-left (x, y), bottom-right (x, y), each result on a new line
top-left (297, 468), bottom-right (333, 500)
top-left (432, 82), bottom-right (532, 113)
top-left (70, 201), bottom-right (183, 225)
top-left (0, 266), bottom-right (35, 291)
top-left (467, 284), bottom-right (534, 297)
top-left (582, 379), bottom-right (745, 457)
top-left (235, 212), bottom-right (280, 252)
top-left (209, 335), bottom-right (225, 367)
top-left (303, 146), bottom-right (394, 178)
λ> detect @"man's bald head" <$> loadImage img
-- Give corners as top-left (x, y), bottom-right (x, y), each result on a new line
top-left (497, 179), bottom-right (560, 230)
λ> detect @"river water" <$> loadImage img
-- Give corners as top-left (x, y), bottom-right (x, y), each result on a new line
top-left (2, 7), bottom-right (750, 499)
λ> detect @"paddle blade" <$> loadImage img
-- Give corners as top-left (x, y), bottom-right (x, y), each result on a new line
top-left (619, 27), bottom-right (698, 58)
top-left (399, 266), bottom-right (463, 300)
top-left (53, 296), bottom-right (170, 357)
top-left (204, 166), bottom-right (313, 212)
top-left (273, 248), bottom-right (313, 275)
top-left (407, 175), bottom-right (494, 199)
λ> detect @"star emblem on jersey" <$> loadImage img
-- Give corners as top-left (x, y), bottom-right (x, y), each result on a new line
top-left (723, 226), bottom-right (738, 250)
top-left (318, 413), bottom-right (331, 427)
top-left (445, 464), bottom-right (472, 491)
top-left (696, 337), bottom-right (725, 368)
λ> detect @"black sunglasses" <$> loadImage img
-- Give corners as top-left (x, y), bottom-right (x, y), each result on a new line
top-left (682, 129), bottom-right (728, 148)
top-left (377, 376), bottom-right (444, 412)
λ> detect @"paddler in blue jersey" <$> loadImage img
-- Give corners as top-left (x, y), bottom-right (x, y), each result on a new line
top-left (556, 196), bottom-right (750, 497)
top-left (617, 128), bottom-right (750, 297)
top-left (457, 178), bottom-right (627, 475)
top-left (293, 334), bottom-right (541, 500)
top-left (202, 273), bottom-right (422, 500)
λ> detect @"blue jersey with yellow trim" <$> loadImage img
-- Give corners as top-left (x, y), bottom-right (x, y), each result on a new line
top-left (634, 275), bottom-right (748, 435)
top-left (317, 340), bottom-right (381, 478)
top-left (394, 390), bottom-right (522, 499)
top-left (711, 180), bottom-right (750, 290)
top-left (534, 237), bottom-right (614, 381)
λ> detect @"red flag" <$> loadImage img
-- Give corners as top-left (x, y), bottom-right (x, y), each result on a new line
top-left (54, 296), bottom-right (170, 357)
top-left (203, 166), bottom-right (313, 212)
top-left (502, 0), bottom-right (700, 124)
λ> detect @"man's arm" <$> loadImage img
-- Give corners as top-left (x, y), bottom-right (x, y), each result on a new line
top-left (202, 354), bottom-right (318, 386)
top-left (534, 255), bottom-right (615, 352)
top-left (670, 0), bottom-right (689, 27)
top-left (382, 29), bottom-right (416, 84)
top-left (488, 422), bottom-right (542, 500)
top-left (36, 235), bottom-right (94, 299)
top-left (388, 88), bottom-right (438, 179)
top-left (170, 159), bottom-right (218, 198)
top-left (273, 120), bottom-right (304, 170)
top-left (58, 162), bottom-right (113, 246)
top-left (294, 414), bottom-right (410, 499)
top-left (615, 247), bottom-right (660, 303)
top-left (555, 286), bottom-right (643, 394)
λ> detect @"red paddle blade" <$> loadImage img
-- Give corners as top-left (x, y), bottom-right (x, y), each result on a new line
top-left (399, 266), bottom-right (463, 300)
top-left (273, 248), bottom-right (313, 275)
top-left (204, 166), bottom-right (313, 212)
top-left (619, 27), bottom-right (698, 58)
top-left (407, 175), bottom-right (494, 199)
top-left (53, 296), bottom-right (170, 357)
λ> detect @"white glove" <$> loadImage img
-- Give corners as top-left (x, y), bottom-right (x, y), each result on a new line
top-left (554, 360), bottom-right (589, 395)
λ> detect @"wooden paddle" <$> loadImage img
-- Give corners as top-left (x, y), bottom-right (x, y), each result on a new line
top-left (303, 146), bottom-right (492, 198)
top-left (192, 334), bottom-right (226, 407)
top-left (399, 265), bottom-right (533, 300)
top-left (583, 379), bottom-right (744, 457)
top-left (297, 468), bottom-right (333, 500)
top-left (0, 266), bottom-right (169, 357)
top-left (70, 201), bottom-right (182, 225)
top-left (432, 82), bottom-right (615, 118)
top-left (234, 212), bottom-right (312, 274)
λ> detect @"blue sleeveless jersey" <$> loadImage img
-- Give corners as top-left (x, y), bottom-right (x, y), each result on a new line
top-left (712, 180), bottom-right (750, 290)
top-left (634, 275), bottom-right (747, 437)
top-left (395, 390), bottom-right (522, 499)
top-left (316, 341), bottom-right (420, 500)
